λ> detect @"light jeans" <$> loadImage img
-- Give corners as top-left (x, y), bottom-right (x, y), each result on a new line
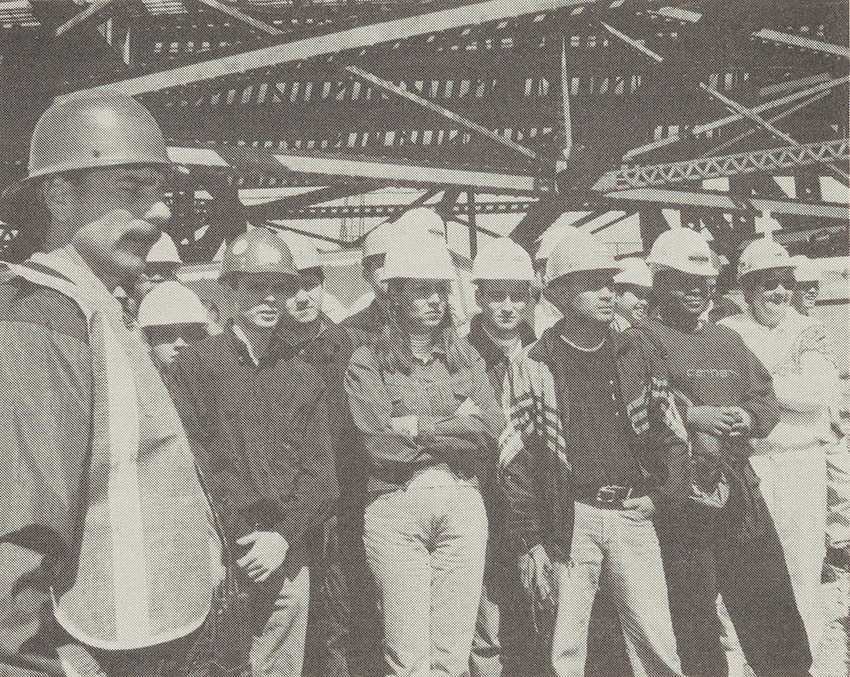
top-left (470, 582), bottom-right (501, 677)
top-left (551, 501), bottom-right (683, 677)
top-left (364, 474), bottom-right (488, 677)
top-left (749, 440), bottom-right (828, 656)
top-left (249, 565), bottom-right (311, 677)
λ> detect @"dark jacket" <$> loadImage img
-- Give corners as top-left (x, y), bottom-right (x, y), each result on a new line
top-left (171, 322), bottom-right (339, 565)
top-left (466, 313), bottom-right (536, 400)
top-left (500, 324), bottom-right (689, 561)
top-left (341, 299), bottom-right (387, 349)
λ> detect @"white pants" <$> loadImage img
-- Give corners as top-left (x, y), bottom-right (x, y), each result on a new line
top-left (551, 502), bottom-right (683, 677)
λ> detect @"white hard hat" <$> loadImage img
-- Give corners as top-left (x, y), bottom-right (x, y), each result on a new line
top-left (536, 213), bottom-right (586, 261)
top-left (392, 207), bottom-right (446, 240)
top-left (472, 237), bottom-right (534, 282)
top-left (790, 255), bottom-right (821, 284)
top-left (277, 231), bottom-right (322, 270)
top-left (362, 221), bottom-right (395, 259)
top-left (381, 226), bottom-right (456, 282)
top-left (647, 229), bottom-right (718, 277)
top-left (546, 229), bottom-right (620, 284)
top-left (613, 257), bottom-right (652, 288)
top-left (737, 238), bottom-right (791, 280)
top-left (146, 232), bottom-right (182, 265)
top-left (138, 281), bottom-right (209, 328)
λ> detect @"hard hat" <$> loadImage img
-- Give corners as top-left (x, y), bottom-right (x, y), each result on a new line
top-left (613, 257), bottom-right (652, 288)
top-left (392, 207), bottom-right (446, 240)
top-left (472, 237), bottom-right (534, 282)
top-left (381, 228), bottom-right (456, 282)
top-left (219, 227), bottom-right (298, 282)
top-left (536, 213), bottom-right (588, 261)
top-left (276, 231), bottom-right (322, 270)
top-left (146, 232), bottom-right (182, 265)
top-left (137, 281), bottom-right (208, 328)
top-left (737, 238), bottom-right (792, 280)
top-left (27, 92), bottom-right (171, 181)
top-left (647, 229), bottom-right (718, 277)
top-left (790, 255), bottom-right (821, 284)
top-left (362, 221), bottom-right (395, 259)
top-left (546, 229), bottom-right (620, 284)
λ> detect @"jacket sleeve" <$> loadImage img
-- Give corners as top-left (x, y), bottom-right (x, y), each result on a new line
top-left (0, 313), bottom-right (92, 654)
top-left (345, 346), bottom-right (437, 470)
top-left (279, 383), bottom-right (339, 546)
top-left (728, 329), bottom-right (780, 438)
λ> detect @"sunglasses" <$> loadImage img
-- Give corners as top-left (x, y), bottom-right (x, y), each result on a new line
top-left (760, 275), bottom-right (795, 291)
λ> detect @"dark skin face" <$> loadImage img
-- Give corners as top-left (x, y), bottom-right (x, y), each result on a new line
top-left (652, 268), bottom-right (713, 329)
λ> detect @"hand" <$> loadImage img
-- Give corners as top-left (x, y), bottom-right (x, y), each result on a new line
top-left (236, 531), bottom-right (288, 582)
top-left (726, 407), bottom-right (752, 437)
top-left (686, 405), bottom-right (742, 437)
top-left (621, 494), bottom-right (655, 521)
top-left (518, 543), bottom-right (556, 607)
top-left (455, 397), bottom-right (482, 418)
top-left (390, 415), bottom-right (418, 437)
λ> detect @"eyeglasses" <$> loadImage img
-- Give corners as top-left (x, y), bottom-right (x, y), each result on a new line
top-left (760, 275), bottom-right (795, 291)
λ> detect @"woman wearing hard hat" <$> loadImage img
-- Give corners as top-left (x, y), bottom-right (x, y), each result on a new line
top-left (137, 280), bottom-right (210, 370)
top-left (719, 240), bottom-right (842, 667)
top-left (640, 229), bottom-right (810, 677)
top-left (344, 222), bottom-right (503, 677)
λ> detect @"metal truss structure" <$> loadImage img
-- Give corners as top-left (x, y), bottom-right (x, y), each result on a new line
top-left (0, 0), bottom-right (847, 262)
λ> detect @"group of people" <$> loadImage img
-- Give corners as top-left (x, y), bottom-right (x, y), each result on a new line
top-left (0, 92), bottom-right (847, 677)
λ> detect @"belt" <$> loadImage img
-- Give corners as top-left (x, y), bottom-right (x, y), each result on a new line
top-left (575, 485), bottom-right (647, 510)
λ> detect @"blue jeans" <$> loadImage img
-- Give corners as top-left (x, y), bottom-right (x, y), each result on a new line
top-left (551, 501), bottom-right (683, 677)
top-left (364, 472), bottom-right (488, 677)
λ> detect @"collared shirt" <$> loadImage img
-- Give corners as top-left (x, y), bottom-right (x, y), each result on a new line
top-left (467, 313), bottom-right (536, 401)
top-left (345, 340), bottom-right (504, 492)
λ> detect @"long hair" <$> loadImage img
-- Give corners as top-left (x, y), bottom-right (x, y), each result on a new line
top-left (373, 279), bottom-right (472, 375)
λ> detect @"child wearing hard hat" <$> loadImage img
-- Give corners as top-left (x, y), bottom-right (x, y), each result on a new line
top-left (498, 228), bottom-right (687, 677)
top-left (137, 280), bottom-right (210, 370)
top-left (610, 256), bottom-right (652, 331)
top-left (344, 221), bottom-right (503, 677)
top-left (719, 240), bottom-right (843, 670)
top-left (170, 227), bottom-right (339, 677)
top-left (466, 238), bottom-right (539, 677)
top-left (640, 229), bottom-right (810, 677)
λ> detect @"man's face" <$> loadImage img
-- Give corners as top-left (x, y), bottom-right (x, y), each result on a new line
top-left (653, 269), bottom-right (713, 320)
top-left (476, 280), bottom-right (530, 333)
top-left (545, 270), bottom-right (616, 325)
top-left (282, 268), bottom-right (324, 325)
top-left (232, 272), bottom-right (298, 331)
top-left (64, 166), bottom-right (169, 287)
top-left (146, 323), bottom-right (207, 367)
top-left (792, 280), bottom-right (819, 316)
top-left (363, 254), bottom-right (388, 299)
top-left (612, 284), bottom-right (650, 324)
top-left (746, 268), bottom-right (793, 329)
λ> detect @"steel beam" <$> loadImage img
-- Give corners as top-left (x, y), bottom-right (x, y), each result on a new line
top-left (594, 139), bottom-right (850, 192)
top-left (196, 0), bottom-right (284, 36)
top-left (244, 199), bottom-right (536, 220)
top-left (59, 0), bottom-right (589, 100)
top-left (345, 65), bottom-right (540, 161)
top-left (623, 76), bottom-right (850, 161)
top-left (601, 22), bottom-right (663, 62)
top-left (55, 0), bottom-right (116, 37)
top-left (753, 28), bottom-right (850, 59)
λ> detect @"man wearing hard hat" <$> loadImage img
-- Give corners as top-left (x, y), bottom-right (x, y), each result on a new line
top-left (342, 219), bottom-right (393, 346)
top-left (466, 238), bottom-right (538, 677)
top-left (789, 254), bottom-right (822, 317)
top-left (610, 257), bottom-right (652, 332)
top-left (274, 231), bottom-right (372, 677)
top-left (137, 280), bottom-right (210, 371)
top-left (640, 229), bottom-right (810, 677)
top-left (531, 216), bottom-right (581, 337)
top-left (498, 228), bottom-right (687, 677)
top-left (719, 240), bottom-right (845, 670)
top-left (170, 228), bottom-right (338, 677)
top-left (0, 93), bottom-right (223, 676)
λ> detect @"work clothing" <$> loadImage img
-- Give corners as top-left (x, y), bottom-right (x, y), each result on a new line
top-left (342, 298), bottom-right (388, 348)
top-left (170, 320), bottom-right (338, 677)
top-left (0, 246), bottom-right (221, 665)
top-left (345, 337), bottom-right (502, 677)
top-left (720, 308), bottom-right (840, 657)
top-left (499, 322), bottom-right (687, 677)
top-left (641, 316), bottom-right (811, 677)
